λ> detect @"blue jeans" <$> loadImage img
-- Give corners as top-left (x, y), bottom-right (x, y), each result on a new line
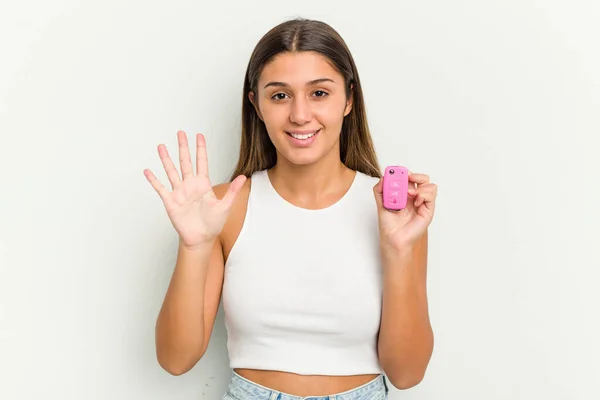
top-left (222, 370), bottom-right (389, 400)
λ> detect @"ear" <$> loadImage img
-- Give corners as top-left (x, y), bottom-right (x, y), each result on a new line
top-left (248, 91), bottom-right (264, 121)
top-left (343, 84), bottom-right (354, 117)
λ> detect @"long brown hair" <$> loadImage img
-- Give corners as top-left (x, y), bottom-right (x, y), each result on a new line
top-left (229, 18), bottom-right (381, 181)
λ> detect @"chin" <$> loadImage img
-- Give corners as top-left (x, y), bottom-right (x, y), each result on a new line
top-left (282, 153), bottom-right (322, 166)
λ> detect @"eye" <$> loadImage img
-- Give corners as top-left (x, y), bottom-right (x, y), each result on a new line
top-left (270, 90), bottom-right (329, 101)
top-left (271, 93), bottom-right (288, 101)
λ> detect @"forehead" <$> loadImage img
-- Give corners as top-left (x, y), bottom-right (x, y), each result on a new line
top-left (259, 51), bottom-right (342, 86)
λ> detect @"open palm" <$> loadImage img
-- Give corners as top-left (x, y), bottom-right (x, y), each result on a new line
top-left (143, 131), bottom-right (246, 248)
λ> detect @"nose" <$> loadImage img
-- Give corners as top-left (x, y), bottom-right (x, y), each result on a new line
top-left (289, 96), bottom-right (312, 125)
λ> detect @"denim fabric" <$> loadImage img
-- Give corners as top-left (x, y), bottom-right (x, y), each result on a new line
top-left (221, 371), bottom-right (389, 400)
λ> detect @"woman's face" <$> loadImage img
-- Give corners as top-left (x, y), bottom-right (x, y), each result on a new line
top-left (249, 51), bottom-right (353, 166)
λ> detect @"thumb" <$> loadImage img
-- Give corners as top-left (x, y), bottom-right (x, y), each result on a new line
top-left (220, 175), bottom-right (247, 212)
top-left (372, 177), bottom-right (384, 210)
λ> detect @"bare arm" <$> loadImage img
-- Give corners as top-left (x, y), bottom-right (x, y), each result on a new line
top-left (154, 182), bottom-right (237, 375)
top-left (155, 236), bottom-right (224, 375)
top-left (144, 131), bottom-right (246, 376)
top-left (377, 231), bottom-right (434, 389)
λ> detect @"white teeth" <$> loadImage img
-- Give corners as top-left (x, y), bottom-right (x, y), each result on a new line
top-left (289, 131), bottom-right (318, 140)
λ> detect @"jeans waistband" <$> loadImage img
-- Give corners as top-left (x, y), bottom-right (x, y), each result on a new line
top-left (225, 370), bottom-right (389, 400)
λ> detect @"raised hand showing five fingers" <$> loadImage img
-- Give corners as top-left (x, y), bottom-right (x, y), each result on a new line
top-left (144, 131), bottom-right (247, 249)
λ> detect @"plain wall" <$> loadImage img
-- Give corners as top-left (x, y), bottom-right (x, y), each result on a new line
top-left (1, 0), bottom-right (598, 398)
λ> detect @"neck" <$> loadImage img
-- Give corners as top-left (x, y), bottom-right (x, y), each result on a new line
top-left (268, 150), bottom-right (353, 201)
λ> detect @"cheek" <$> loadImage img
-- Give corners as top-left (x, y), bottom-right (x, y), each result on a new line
top-left (260, 100), bottom-right (345, 130)
top-left (261, 104), bottom-right (286, 124)
top-left (259, 106), bottom-right (282, 132)
top-left (313, 102), bottom-right (346, 125)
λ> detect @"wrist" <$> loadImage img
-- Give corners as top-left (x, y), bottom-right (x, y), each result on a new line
top-left (380, 243), bottom-right (415, 267)
top-left (380, 239), bottom-right (415, 256)
top-left (178, 237), bottom-right (217, 252)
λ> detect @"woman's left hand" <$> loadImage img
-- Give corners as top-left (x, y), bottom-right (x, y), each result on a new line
top-left (373, 171), bottom-right (438, 249)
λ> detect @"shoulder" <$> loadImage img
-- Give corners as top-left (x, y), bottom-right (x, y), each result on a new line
top-left (212, 178), bottom-right (252, 224)
top-left (212, 178), bottom-right (252, 201)
top-left (359, 171), bottom-right (380, 184)
top-left (212, 178), bottom-right (252, 260)
top-left (354, 171), bottom-right (380, 191)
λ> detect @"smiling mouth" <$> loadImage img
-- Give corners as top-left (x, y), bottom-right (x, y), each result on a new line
top-left (285, 129), bottom-right (321, 140)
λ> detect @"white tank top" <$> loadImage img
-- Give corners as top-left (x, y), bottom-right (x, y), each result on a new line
top-left (222, 169), bottom-right (384, 375)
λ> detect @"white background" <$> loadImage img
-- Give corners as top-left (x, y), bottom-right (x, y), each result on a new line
top-left (1, 0), bottom-right (598, 399)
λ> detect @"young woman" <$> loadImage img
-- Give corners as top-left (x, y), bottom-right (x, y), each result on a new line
top-left (145, 18), bottom-right (438, 400)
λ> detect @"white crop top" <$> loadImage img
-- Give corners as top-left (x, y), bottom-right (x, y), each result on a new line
top-left (222, 169), bottom-right (384, 375)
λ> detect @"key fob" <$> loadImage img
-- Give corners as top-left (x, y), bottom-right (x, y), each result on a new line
top-left (382, 166), bottom-right (409, 211)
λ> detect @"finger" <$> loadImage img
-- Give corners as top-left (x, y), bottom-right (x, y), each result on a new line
top-left (196, 133), bottom-right (209, 178)
top-left (143, 169), bottom-right (171, 202)
top-left (178, 131), bottom-right (194, 180)
top-left (418, 192), bottom-right (436, 213)
top-left (408, 172), bottom-right (430, 186)
top-left (158, 144), bottom-right (181, 189)
top-left (373, 177), bottom-right (383, 194)
top-left (372, 178), bottom-right (383, 209)
top-left (412, 185), bottom-right (437, 207)
top-left (219, 175), bottom-right (247, 211)
top-left (409, 183), bottom-right (437, 195)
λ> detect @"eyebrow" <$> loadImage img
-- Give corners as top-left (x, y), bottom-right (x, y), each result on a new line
top-left (263, 78), bottom-right (335, 89)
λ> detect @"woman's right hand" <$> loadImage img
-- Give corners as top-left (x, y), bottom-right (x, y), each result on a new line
top-left (144, 130), bottom-right (247, 249)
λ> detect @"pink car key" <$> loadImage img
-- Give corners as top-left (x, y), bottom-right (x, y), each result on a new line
top-left (382, 166), bottom-right (409, 211)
